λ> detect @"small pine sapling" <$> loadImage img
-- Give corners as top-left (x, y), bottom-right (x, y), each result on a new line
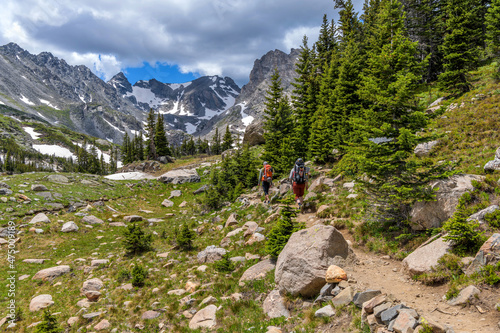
top-left (123, 223), bottom-right (153, 256)
top-left (214, 253), bottom-right (235, 273)
top-left (177, 222), bottom-right (195, 251)
top-left (131, 264), bottom-right (148, 287)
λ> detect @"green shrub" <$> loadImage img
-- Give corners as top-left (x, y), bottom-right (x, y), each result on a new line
top-left (484, 209), bottom-right (500, 228)
top-left (123, 223), bottom-right (153, 256)
top-left (265, 196), bottom-right (304, 258)
top-left (131, 264), bottom-right (148, 287)
top-left (480, 263), bottom-right (500, 285)
top-left (177, 222), bottom-right (195, 251)
top-left (34, 310), bottom-right (59, 333)
top-left (117, 269), bottom-right (131, 282)
top-left (214, 253), bottom-right (235, 273)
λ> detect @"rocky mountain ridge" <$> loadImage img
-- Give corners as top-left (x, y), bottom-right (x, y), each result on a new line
top-left (0, 42), bottom-right (299, 146)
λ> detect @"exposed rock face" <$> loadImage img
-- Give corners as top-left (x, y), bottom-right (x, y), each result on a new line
top-left (0, 43), bottom-right (143, 144)
top-left (402, 236), bottom-right (453, 275)
top-left (275, 225), bottom-right (356, 297)
top-left (410, 174), bottom-right (484, 230)
top-left (243, 120), bottom-right (265, 146)
top-left (157, 169), bottom-right (201, 184)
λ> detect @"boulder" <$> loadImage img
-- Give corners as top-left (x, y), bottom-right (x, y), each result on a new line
top-left (331, 286), bottom-right (356, 306)
top-left (94, 319), bottom-right (111, 331)
top-left (353, 290), bottom-right (382, 308)
top-left (197, 245), bottom-right (227, 264)
top-left (225, 213), bottom-right (238, 228)
top-left (82, 215), bottom-right (104, 225)
top-left (123, 215), bottom-right (143, 222)
top-left (31, 184), bottom-right (49, 191)
top-left (47, 174), bottom-right (69, 183)
top-left (466, 233), bottom-right (500, 275)
top-left (245, 232), bottom-right (265, 245)
top-left (169, 190), bottom-right (182, 198)
top-left (263, 290), bottom-right (290, 318)
top-left (315, 305), bottom-right (335, 318)
top-left (29, 294), bottom-right (54, 312)
top-left (142, 310), bottom-right (160, 320)
top-left (30, 213), bottom-right (50, 224)
top-left (61, 221), bottom-right (79, 232)
top-left (402, 236), bottom-right (453, 275)
top-left (414, 140), bottom-right (439, 157)
top-left (189, 304), bottom-right (217, 330)
top-left (410, 174), bottom-right (484, 230)
top-left (32, 265), bottom-right (71, 281)
top-left (239, 259), bottom-right (276, 285)
top-left (81, 278), bottom-right (104, 297)
top-left (161, 199), bottom-right (174, 207)
top-left (243, 121), bottom-right (265, 146)
top-left (157, 169), bottom-right (201, 184)
top-left (242, 221), bottom-right (259, 237)
top-left (275, 225), bottom-right (356, 297)
top-left (308, 176), bottom-right (326, 193)
top-left (392, 310), bottom-right (418, 333)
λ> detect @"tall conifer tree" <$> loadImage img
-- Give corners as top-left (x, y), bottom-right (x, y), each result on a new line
top-left (155, 114), bottom-right (170, 156)
top-left (221, 125), bottom-right (234, 152)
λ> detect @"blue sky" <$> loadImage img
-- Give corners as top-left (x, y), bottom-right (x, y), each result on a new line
top-left (0, 0), bottom-right (365, 87)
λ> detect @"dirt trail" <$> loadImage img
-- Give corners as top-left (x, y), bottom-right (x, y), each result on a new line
top-left (296, 212), bottom-right (499, 333)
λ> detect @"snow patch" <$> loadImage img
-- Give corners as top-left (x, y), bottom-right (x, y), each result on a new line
top-left (40, 99), bottom-right (60, 110)
top-left (37, 112), bottom-right (49, 121)
top-left (239, 103), bottom-right (254, 127)
top-left (33, 145), bottom-right (76, 159)
top-left (185, 122), bottom-right (197, 134)
top-left (105, 172), bottom-right (156, 180)
top-left (169, 82), bottom-right (192, 90)
top-left (0, 100), bottom-right (5, 105)
top-left (103, 118), bottom-right (125, 134)
top-left (23, 127), bottom-right (42, 140)
top-left (20, 95), bottom-right (34, 105)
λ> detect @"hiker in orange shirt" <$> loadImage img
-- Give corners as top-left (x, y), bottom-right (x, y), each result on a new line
top-left (258, 161), bottom-right (274, 204)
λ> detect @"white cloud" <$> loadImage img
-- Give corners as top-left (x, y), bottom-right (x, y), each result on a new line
top-left (283, 26), bottom-right (321, 51)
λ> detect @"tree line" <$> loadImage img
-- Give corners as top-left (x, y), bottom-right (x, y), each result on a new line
top-left (121, 108), bottom-right (236, 164)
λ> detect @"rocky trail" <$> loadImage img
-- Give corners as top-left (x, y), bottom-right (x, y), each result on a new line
top-left (297, 211), bottom-right (499, 332)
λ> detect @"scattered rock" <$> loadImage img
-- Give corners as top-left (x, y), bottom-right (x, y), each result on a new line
top-left (239, 259), bottom-right (276, 285)
top-left (315, 304), bottom-right (335, 317)
top-left (410, 174), bottom-right (484, 230)
top-left (30, 213), bottom-right (50, 224)
top-left (31, 184), bottom-right (49, 192)
top-left (263, 290), bottom-right (290, 318)
top-left (414, 140), bottom-right (439, 157)
top-left (91, 259), bottom-right (109, 267)
top-left (94, 319), bottom-right (111, 331)
top-left (447, 285), bottom-right (480, 306)
top-left (466, 233), bottom-right (500, 275)
top-left (402, 236), bottom-right (452, 275)
top-left (197, 245), bottom-right (227, 264)
top-left (157, 169), bottom-right (201, 184)
top-left (245, 232), bottom-right (265, 245)
top-left (61, 221), bottom-right (79, 232)
top-left (225, 213), bottom-right (238, 228)
top-left (32, 265), bottom-right (71, 281)
top-left (325, 265), bottom-right (347, 283)
top-left (29, 294), bottom-right (54, 312)
top-left (467, 205), bottom-right (499, 223)
top-left (161, 199), bottom-right (174, 208)
top-left (142, 310), bottom-right (160, 320)
top-left (332, 286), bottom-right (356, 306)
top-left (169, 190), bottom-right (182, 198)
top-left (82, 215), bottom-right (104, 225)
top-left (123, 215), bottom-right (143, 222)
top-left (189, 304), bottom-right (217, 329)
top-left (353, 290), bottom-right (382, 308)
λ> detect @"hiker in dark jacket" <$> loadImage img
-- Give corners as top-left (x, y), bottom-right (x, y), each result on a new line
top-left (289, 158), bottom-right (310, 208)
top-left (258, 161), bottom-right (274, 204)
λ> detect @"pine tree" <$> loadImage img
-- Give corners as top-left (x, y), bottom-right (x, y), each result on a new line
top-left (221, 125), bottom-right (234, 152)
top-left (352, 0), bottom-right (453, 225)
top-left (145, 108), bottom-right (157, 160)
top-left (262, 69), bottom-right (294, 174)
top-left (211, 128), bottom-right (221, 155)
top-left (486, 0), bottom-right (500, 77)
top-left (177, 222), bottom-right (195, 251)
top-left (121, 132), bottom-right (131, 164)
top-left (35, 309), bottom-right (59, 333)
top-left (438, 0), bottom-right (483, 94)
top-left (155, 114), bottom-right (171, 156)
top-left (292, 36), bottom-right (318, 158)
top-left (123, 223), bottom-right (153, 256)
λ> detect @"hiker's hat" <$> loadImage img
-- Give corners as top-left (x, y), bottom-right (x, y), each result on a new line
top-left (263, 161), bottom-right (268, 165)
top-left (296, 158), bottom-right (303, 164)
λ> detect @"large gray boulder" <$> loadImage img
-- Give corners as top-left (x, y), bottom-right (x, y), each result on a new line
top-left (402, 235), bottom-right (452, 275)
top-left (275, 225), bottom-right (356, 297)
top-left (239, 259), bottom-right (276, 285)
top-left (157, 169), bottom-right (201, 184)
top-left (32, 265), bottom-right (71, 281)
top-left (197, 245), bottom-right (227, 264)
top-left (410, 174), bottom-right (484, 230)
top-left (263, 290), bottom-right (290, 318)
top-left (189, 304), bottom-right (217, 329)
top-left (29, 294), bottom-right (54, 312)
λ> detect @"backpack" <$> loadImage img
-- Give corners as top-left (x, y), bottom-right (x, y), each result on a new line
top-left (294, 162), bottom-right (306, 184)
top-left (262, 164), bottom-right (273, 182)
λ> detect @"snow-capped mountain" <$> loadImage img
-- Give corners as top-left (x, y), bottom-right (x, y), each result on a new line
top-left (108, 74), bottom-right (240, 135)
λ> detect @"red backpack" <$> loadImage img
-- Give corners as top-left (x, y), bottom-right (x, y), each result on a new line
top-left (262, 164), bottom-right (273, 182)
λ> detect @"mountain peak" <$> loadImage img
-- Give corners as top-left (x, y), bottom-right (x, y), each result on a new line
top-left (108, 72), bottom-right (133, 95)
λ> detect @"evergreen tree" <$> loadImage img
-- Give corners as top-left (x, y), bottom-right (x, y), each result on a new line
top-left (135, 132), bottom-right (144, 161)
top-left (211, 128), bottom-right (221, 155)
top-left (486, 0), bottom-right (500, 77)
top-left (4, 150), bottom-right (13, 172)
top-left (262, 69), bottom-right (294, 174)
top-left (155, 114), bottom-right (171, 156)
top-left (186, 137), bottom-right (196, 155)
top-left (121, 132), bottom-right (131, 164)
top-left (221, 125), bottom-right (234, 152)
top-left (123, 223), bottom-right (153, 256)
top-left (438, 0), bottom-right (483, 94)
top-left (292, 36), bottom-right (318, 158)
top-left (352, 0), bottom-right (452, 224)
top-left (145, 108), bottom-right (157, 160)
top-left (35, 309), bottom-right (59, 333)
top-left (177, 222), bottom-right (195, 251)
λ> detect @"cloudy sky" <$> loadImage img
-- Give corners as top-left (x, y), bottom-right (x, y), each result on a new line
top-left (1, 0), bottom-right (364, 86)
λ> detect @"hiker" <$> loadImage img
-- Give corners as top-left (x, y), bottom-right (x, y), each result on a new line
top-left (289, 158), bottom-right (309, 208)
top-left (258, 161), bottom-right (274, 204)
